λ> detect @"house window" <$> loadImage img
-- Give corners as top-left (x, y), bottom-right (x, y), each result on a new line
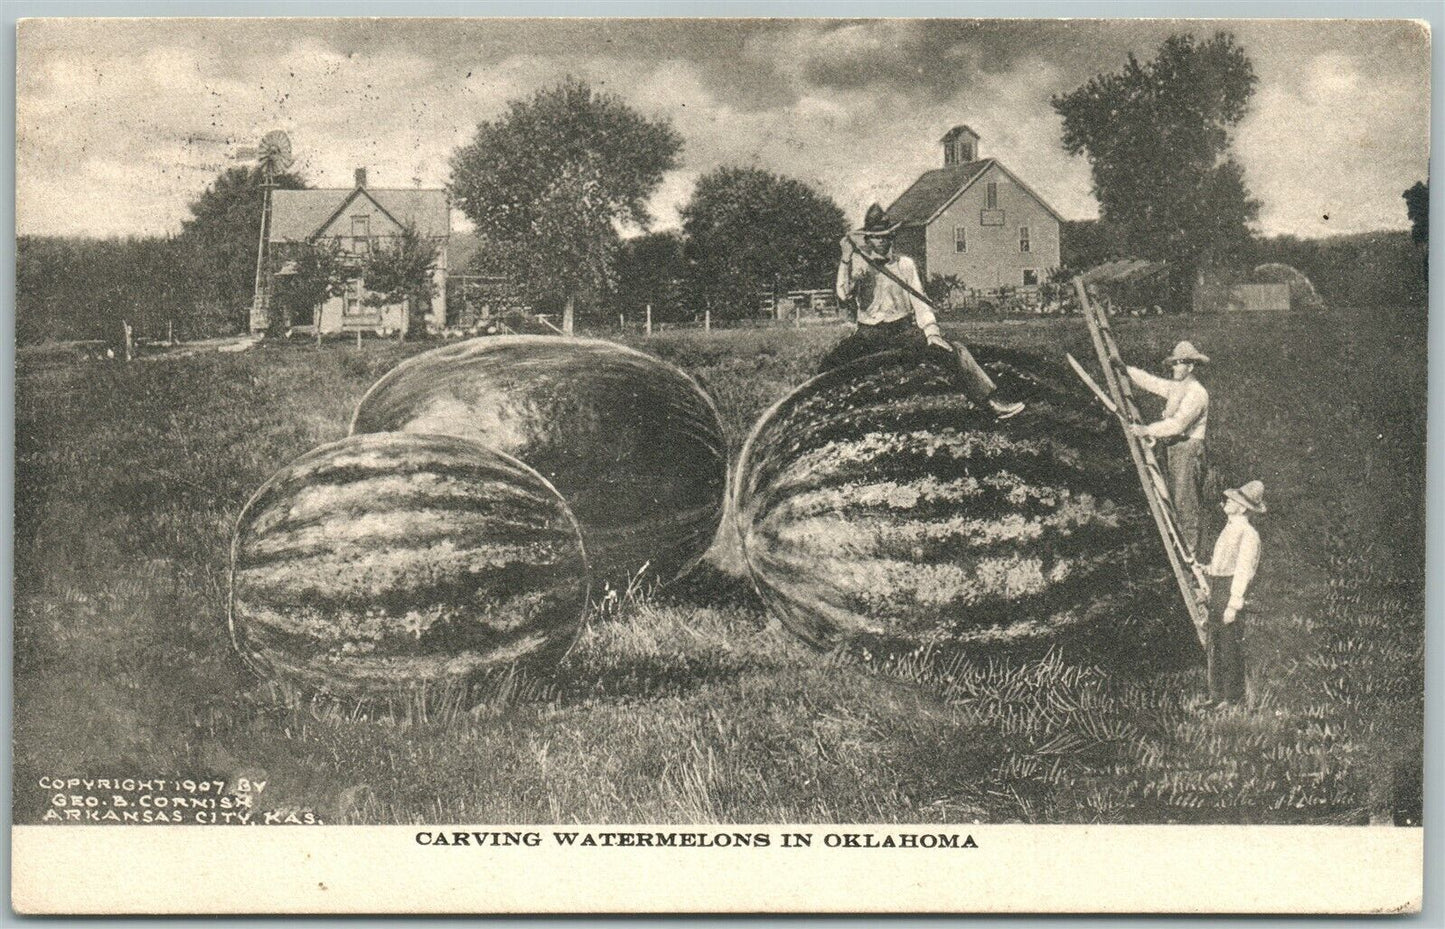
top-left (1019, 225), bottom-right (1031, 253)
top-left (1023, 269), bottom-right (1039, 286)
top-left (343, 278), bottom-right (365, 316)
top-left (954, 225), bottom-right (967, 253)
top-left (986, 181), bottom-right (998, 210)
top-left (351, 216), bottom-right (370, 254)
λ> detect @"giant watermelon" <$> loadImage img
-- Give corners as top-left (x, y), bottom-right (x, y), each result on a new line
top-left (228, 433), bottom-right (590, 700)
top-left (350, 336), bottom-right (727, 590)
top-left (732, 347), bottom-right (1182, 659)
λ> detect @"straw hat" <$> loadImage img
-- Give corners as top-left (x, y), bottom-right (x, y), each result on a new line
top-left (853, 203), bottom-right (900, 237)
top-left (1164, 340), bottom-right (1210, 365)
top-left (1224, 480), bottom-right (1266, 514)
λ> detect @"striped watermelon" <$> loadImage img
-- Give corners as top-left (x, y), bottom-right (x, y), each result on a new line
top-left (228, 433), bottom-right (589, 699)
top-left (350, 336), bottom-right (727, 590)
top-left (733, 347), bottom-right (1180, 657)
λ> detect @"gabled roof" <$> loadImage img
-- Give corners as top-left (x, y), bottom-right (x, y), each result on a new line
top-left (887, 160), bottom-right (992, 225)
top-left (268, 191), bottom-right (344, 242)
top-left (887, 158), bottom-right (1064, 227)
top-left (269, 187), bottom-right (448, 242)
top-left (939, 125), bottom-right (980, 143)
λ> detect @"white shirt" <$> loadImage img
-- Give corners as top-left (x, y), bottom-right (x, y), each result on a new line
top-left (1126, 367), bottom-right (1209, 441)
top-left (836, 251), bottom-right (941, 338)
top-left (1207, 514), bottom-right (1261, 611)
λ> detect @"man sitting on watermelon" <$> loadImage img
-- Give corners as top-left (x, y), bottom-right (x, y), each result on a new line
top-left (827, 203), bottom-right (1025, 420)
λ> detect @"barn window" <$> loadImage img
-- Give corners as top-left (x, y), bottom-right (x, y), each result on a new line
top-left (954, 225), bottom-right (967, 253)
top-left (986, 182), bottom-right (998, 210)
top-left (1023, 269), bottom-right (1038, 286)
top-left (1019, 225), bottom-right (1031, 253)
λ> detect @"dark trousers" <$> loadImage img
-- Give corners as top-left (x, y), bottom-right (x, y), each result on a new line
top-left (1164, 438), bottom-right (1206, 557)
top-left (1205, 577), bottom-right (1246, 703)
top-left (819, 318), bottom-right (997, 404)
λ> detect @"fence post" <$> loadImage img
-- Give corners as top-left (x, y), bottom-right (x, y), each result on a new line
top-left (356, 329), bottom-right (362, 350)
top-left (704, 309), bottom-right (710, 333)
top-left (619, 313), bottom-right (625, 331)
top-left (645, 304), bottom-right (652, 336)
top-left (793, 301), bottom-right (800, 329)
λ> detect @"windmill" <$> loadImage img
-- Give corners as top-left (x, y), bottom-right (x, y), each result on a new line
top-left (235, 130), bottom-right (295, 332)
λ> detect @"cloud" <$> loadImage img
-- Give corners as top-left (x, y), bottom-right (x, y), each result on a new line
top-left (1235, 45), bottom-right (1430, 236)
top-left (15, 18), bottom-right (1430, 240)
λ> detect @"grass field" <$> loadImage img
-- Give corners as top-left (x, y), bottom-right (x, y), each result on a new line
top-left (14, 309), bottom-right (1425, 825)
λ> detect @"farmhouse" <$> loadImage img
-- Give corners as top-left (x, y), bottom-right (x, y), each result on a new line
top-left (264, 168), bottom-right (449, 335)
top-left (888, 126), bottom-right (1062, 292)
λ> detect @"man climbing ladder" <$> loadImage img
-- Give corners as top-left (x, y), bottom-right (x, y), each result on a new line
top-left (1122, 341), bottom-right (1211, 558)
top-left (1071, 278), bottom-right (1210, 646)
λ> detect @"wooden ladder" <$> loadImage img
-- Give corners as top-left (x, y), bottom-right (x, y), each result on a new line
top-left (1073, 278), bottom-right (1210, 647)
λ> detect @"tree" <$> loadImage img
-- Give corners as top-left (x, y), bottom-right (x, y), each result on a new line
top-left (270, 240), bottom-right (348, 336)
top-left (680, 166), bottom-right (847, 319)
top-left (1403, 181), bottom-right (1428, 247)
top-left (1052, 33), bottom-right (1260, 307)
top-left (361, 222), bottom-right (441, 341)
top-left (181, 165), bottom-right (307, 330)
top-left (1060, 219), bottom-right (1123, 271)
top-left (924, 273), bottom-right (965, 308)
top-left (613, 231), bottom-right (688, 321)
top-left (16, 235), bottom-right (221, 346)
top-left (449, 77), bottom-right (682, 332)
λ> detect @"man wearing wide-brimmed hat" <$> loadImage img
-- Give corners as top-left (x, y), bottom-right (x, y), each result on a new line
top-left (1124, 340), bottom-right (1211, 555)
top-left (1202, 480), bottom-right (1265, 705)
top-left (827, 203), bottom-right (1024, 419)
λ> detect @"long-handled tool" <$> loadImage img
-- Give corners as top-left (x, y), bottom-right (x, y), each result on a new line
top-left (1071, 280), bottom-right (1211, 646)
top-left (1067, 353), bottom-right (1126, 421)
top-left (843, 234), bottom-right (1011, 411)
top-left (1069, 353), bottom-right (1202, 569)
top-left (841, 234), bottom-right (941, 309)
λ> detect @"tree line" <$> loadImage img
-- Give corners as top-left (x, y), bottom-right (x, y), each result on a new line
top-left (16, 77), bottom-right (846, 344)
top-left (17, 164), bottom-right (303, 345)
top-left (1048, 31), bottom-right (1425, 313)
top-left (16, 234), bottom-right (227, 345)
top-left (447, 78), bottom-right (845, 328)
top-left (17, 37), bottom-right (1429, 345)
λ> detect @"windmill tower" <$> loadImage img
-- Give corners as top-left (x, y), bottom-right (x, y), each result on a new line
top-left (238, 130), bottom-right (294, 333)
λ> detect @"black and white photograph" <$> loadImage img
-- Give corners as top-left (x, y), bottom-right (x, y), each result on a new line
top-left (10, 13), bottom-right (1430, 914)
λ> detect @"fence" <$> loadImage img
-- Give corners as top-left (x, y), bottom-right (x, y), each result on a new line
top-left (760, 288), bottom-right (841, 318)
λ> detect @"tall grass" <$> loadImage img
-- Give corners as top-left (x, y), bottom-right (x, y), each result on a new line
top-left (13, 312), bottom-right (1423, 824)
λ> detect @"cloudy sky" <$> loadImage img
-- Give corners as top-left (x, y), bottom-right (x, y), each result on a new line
top-left (16, 17), bottom-right (1431, 239)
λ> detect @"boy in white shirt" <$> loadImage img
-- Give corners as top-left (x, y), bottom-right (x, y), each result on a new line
top-left (1203, 480), bottom-right (1265, 705)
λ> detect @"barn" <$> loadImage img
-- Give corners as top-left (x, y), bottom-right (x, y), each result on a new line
top-left (888, 126), bottom-right (1063, 295)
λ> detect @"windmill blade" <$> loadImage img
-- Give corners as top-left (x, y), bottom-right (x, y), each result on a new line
top-left (258, 130), bottom-right (294, 172)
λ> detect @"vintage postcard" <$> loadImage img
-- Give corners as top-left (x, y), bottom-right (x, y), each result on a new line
top-left (12, 15), bottom-right (1428, 914)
